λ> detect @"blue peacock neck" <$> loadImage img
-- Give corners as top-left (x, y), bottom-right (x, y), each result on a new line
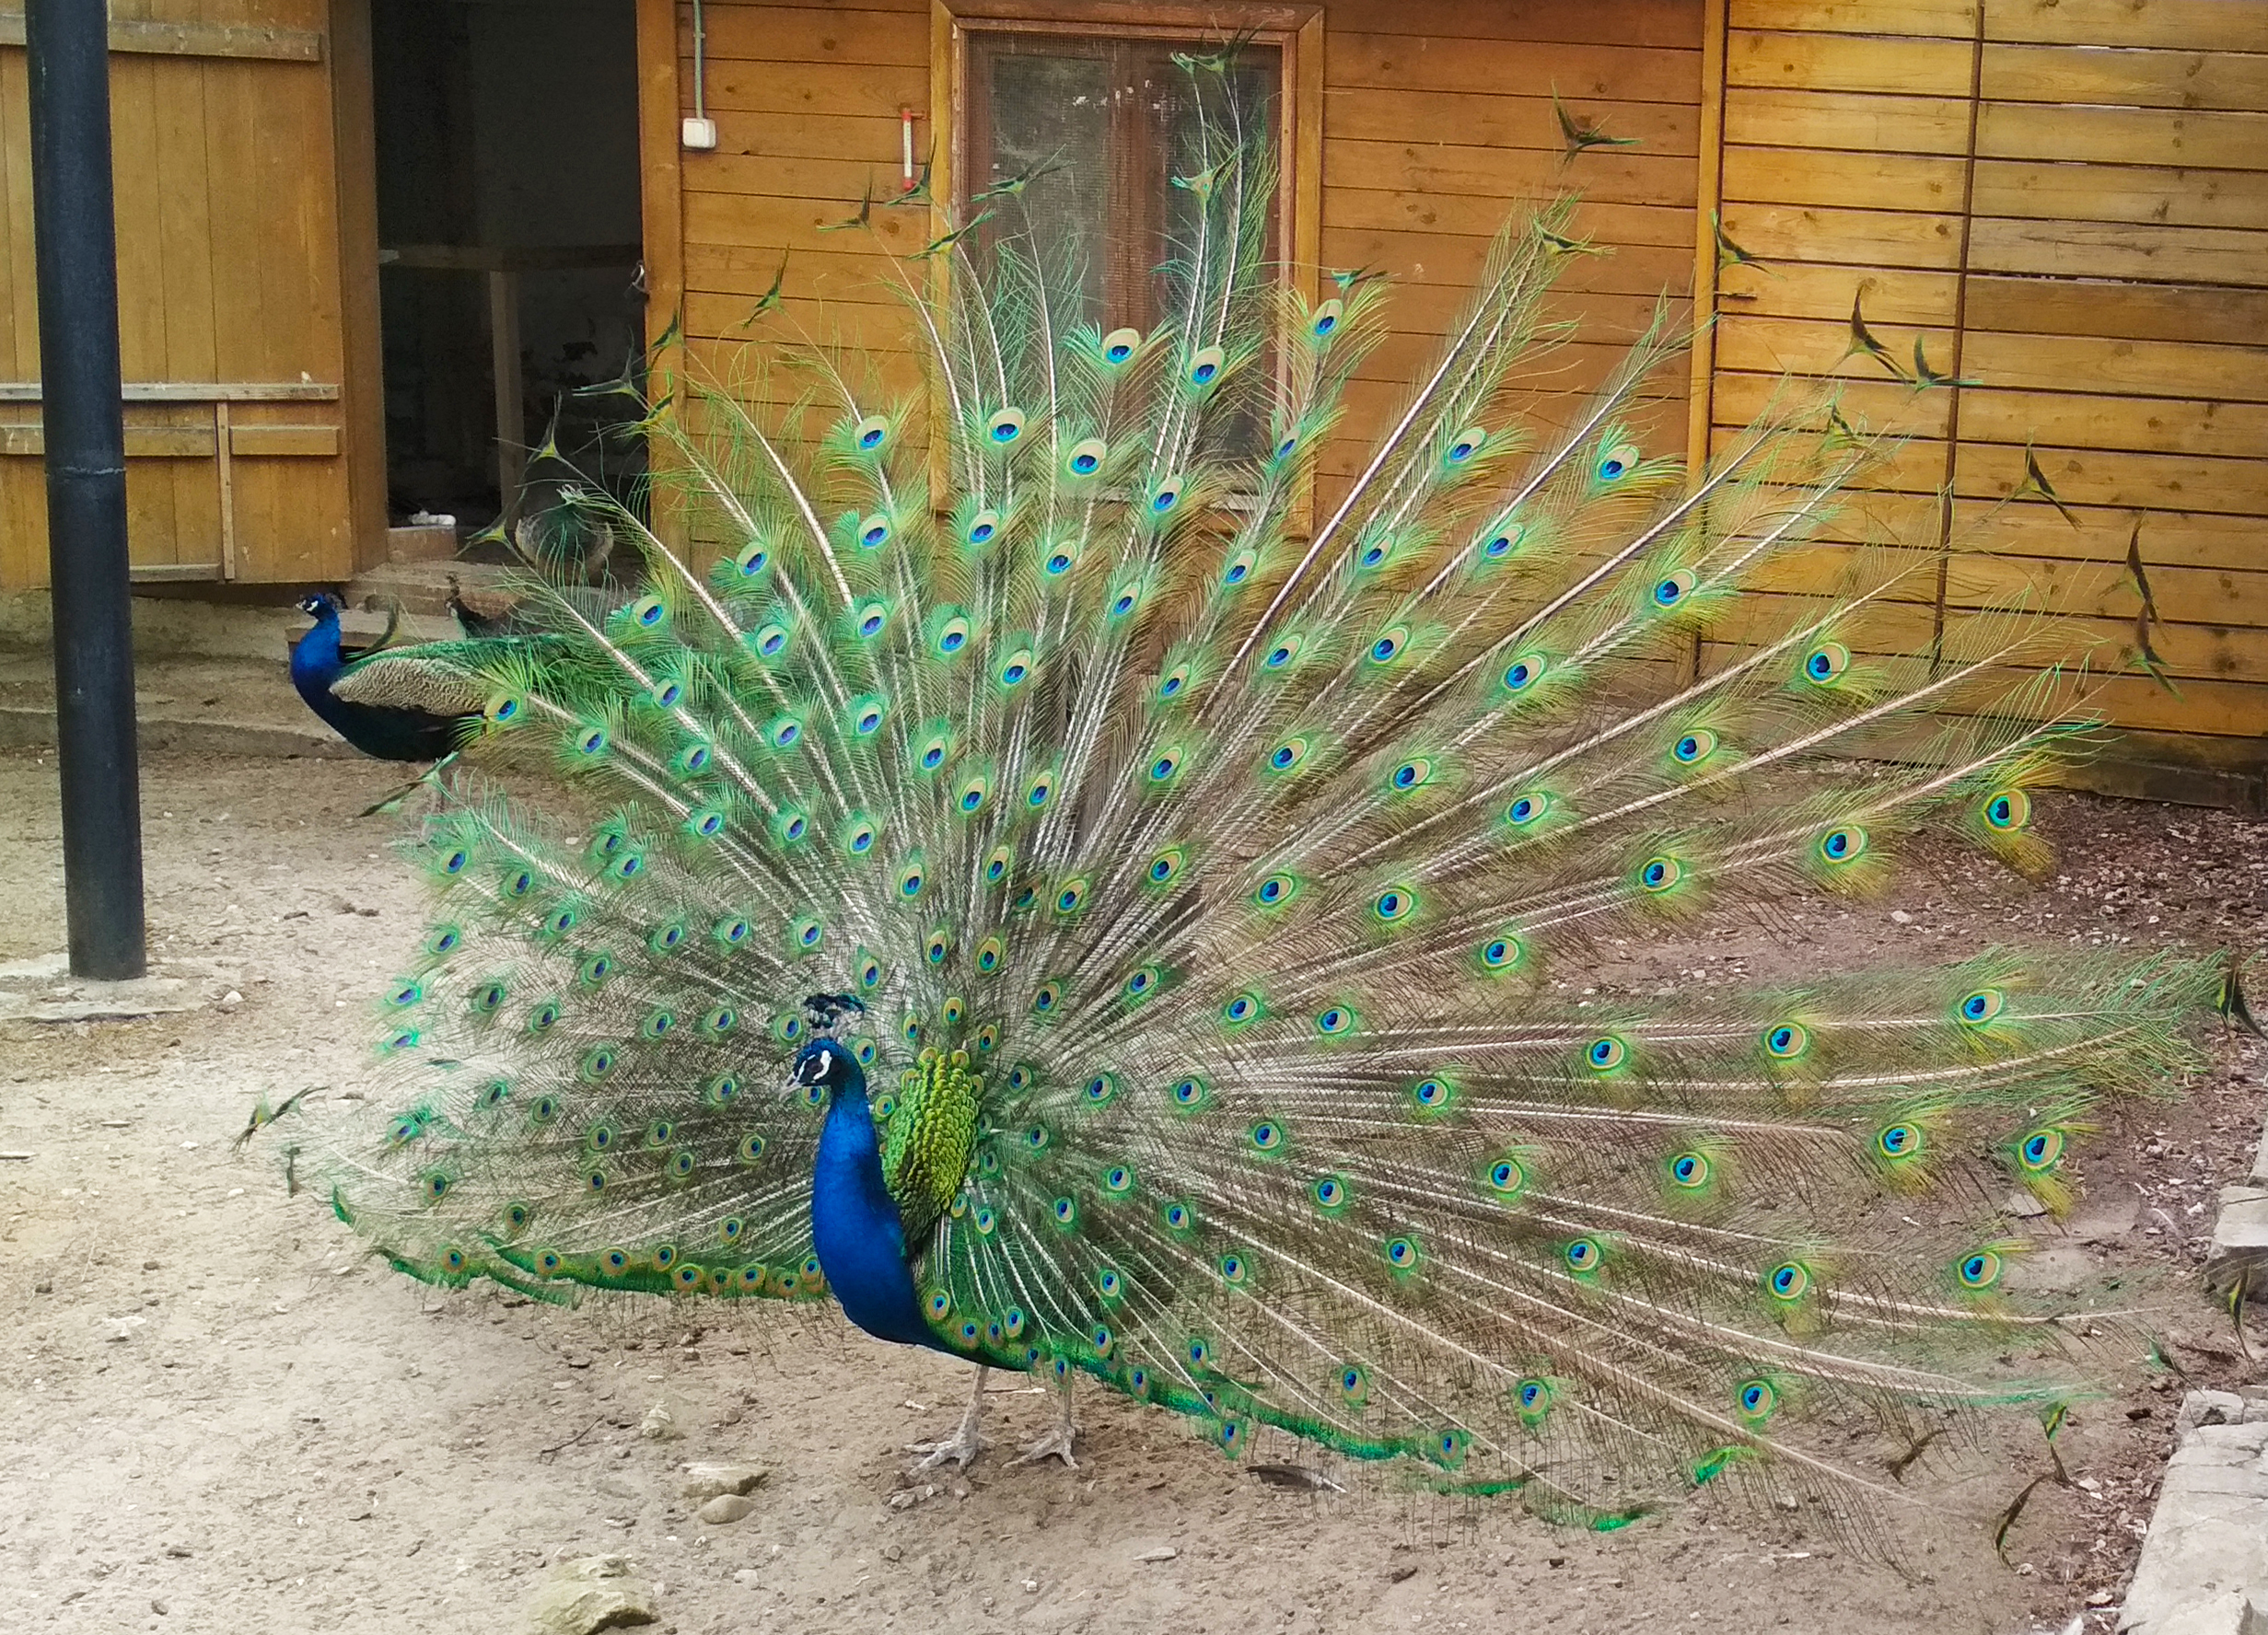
top-left (808, 1060), bottom-right (946, 1351)
top-left (294, 605), bottom-right (343, 674)
top-left (289, 604), bottom-right (348, 723)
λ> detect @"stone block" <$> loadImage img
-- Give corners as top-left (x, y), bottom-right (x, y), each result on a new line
top-left (2120, 1409), bottom-right (2268, 1635)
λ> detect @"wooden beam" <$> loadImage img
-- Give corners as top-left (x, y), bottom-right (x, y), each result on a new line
top-left (636, 0), bottom-right (685, 549)
top-left (331, 0), bottom-right (390, 575)
top-left (381, 242), bottom-right (644, 272)
top-left (1685, 0), bottom-right (1727, 490)
top-left (637, 0), bottom-right (684, 361)
top-left (214, 403), bottom-right (238, 580)
top-left (487, 270), bottom-right (524, 511)
top-left (127, 562), bottom-right (227, 583)
top-left (0, 13), bottom-right (324, 63)
top-left (0, 381), bottom-right (342, 401)
top-left (0, 425), bottom-right (222, 457)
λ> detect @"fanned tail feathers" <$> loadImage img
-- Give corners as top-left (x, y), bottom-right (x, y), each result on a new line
top-left (288, 87), bottom-right (2217, 1536)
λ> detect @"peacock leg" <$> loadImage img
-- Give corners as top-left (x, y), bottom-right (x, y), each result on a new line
top-left (1010, 1374), bottom-right (1080, 1468)
top-left (905, 1363), bottom-right (991, 1471)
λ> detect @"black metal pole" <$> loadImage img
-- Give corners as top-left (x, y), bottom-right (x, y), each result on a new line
top-left (26, 0), bottom-right (145, 980)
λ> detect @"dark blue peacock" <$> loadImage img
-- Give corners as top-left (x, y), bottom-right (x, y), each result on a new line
top-left (285, 88), bottom-right (2222, 1531)
top-left (291, 592), bottom-right (471, 762)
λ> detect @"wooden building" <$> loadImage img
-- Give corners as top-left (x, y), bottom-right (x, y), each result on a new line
top-left (2, 1), bottom-right (2264, 799)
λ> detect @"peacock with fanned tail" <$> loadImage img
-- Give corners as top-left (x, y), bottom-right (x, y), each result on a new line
top-left (280, 78), bottom-right (2225, 1533)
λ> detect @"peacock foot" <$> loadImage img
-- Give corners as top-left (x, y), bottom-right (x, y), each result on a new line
top-left (905, 1367), bottom-right (992, 1474)
top-left (1009, 1414), bottom-right (1080, 1468)
top-left (904, 1420), bottom-right (989, 1473)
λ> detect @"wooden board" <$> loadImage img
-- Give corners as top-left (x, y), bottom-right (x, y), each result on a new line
top-left (1955, 389), bottom-right (2268, 461)
top-left (1716, 261), bottom-right (1961, 327)
top-left (1958, 330), bottom-right (2268, 401)
top-left (1326, 189), bottom-right (1692, 249)
top-left (692, 4), bottom-right (929, 68)
top-left (1324, 0), bottom-right (1703, 50)
top-left (1716, 202), bottom-right (1966, 270)
top-left (1975, 102), bottom-right (2268, 170)
top-left (1971, 160), bottom-right (2268, 232)
top-left (1325, 87), bottom-right (1701, 155)
top-left (1712, 312), bottom-right (1956, 378)
top-left (1726, 29), bottom-right (1975, 98)
top-left (1327, 30), bottom-right (1700, 104)
top-left (1724, 87), bottom-right (1974, 155)
top-left (1966, 216), bottom-right (2268, 287)
top-left (0, 4), bottom-right (355, 591)
top-left (1943, 551), bottom-right (2268, 631)
top-left (1323, 140), bottom-right (1696, 207)
top-left (1711, 371), bottom-right (1951, 437)
top-left (1720, 144), bottom-right (1968, 214)
top-left (1980, 44), bottom-right (2268, 112)
top-left (1985, 0), bottom-right (2268, 52)
top-left (1956, 503), bottom-right (2268, 574)
top-left (1956, 441), bottom-right (2268, 518)
top-left (1961, 276), bottom-right (2268, 346)
top-left (1726, 1), bottom-right (1978, 38)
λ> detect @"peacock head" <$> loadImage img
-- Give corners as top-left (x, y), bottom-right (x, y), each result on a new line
top-left (788, 991), bottom-right (868, 1098)
top-left (788, 1037), bottom-right (861, 1099)
top-left (297, 591), bottom-right (340, 625)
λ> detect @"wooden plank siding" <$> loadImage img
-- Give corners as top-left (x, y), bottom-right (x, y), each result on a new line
top-left (1709, 0), bottom-right (2268, 779)
top-left (645, 0), bottom-right (2265, 793)
top-left (653, 0), bottom-right (1707, 523)
top-left (0, 0), bottom-right (368, 590)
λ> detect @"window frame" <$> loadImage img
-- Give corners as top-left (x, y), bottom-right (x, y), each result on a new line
top-left (929, 0), bottom-right (1324, 531)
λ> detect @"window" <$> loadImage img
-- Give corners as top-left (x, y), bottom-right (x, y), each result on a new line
top-left (936, 3), bottom-right (1321, 342)
top-left (968, 36), bottom-right (1278, 333)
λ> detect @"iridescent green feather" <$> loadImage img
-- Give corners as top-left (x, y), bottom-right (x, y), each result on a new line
top-left (278, 53), bottom-right (2221, 1540)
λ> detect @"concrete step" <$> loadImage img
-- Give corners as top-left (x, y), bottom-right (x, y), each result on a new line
top-left (2119, 1392), bottom-right (2268, 1635)
top-left (344, 559), bottom-right (518, 620)
top-left (0, 704), bottom-right (355, 760)
top-left (327, 608), bottom-right (460, 649)
top-left (386, 524), bottom-right (459, 563)
top-left (2205, 1119), bottom-right (2268, 1329)
top-left (0, 651), bottom-right (357, 759)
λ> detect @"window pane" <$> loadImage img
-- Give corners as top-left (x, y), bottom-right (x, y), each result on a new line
top-left (1136, 47), bottom-right (1279, 330)
top-left (978, 45), bottom-right (1112, 323)
top-left (968, 34), bottom-right (1280, 336)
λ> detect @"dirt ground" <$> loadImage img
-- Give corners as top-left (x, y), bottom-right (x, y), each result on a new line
top-left (1, 742), bottom-right (2262, 1635)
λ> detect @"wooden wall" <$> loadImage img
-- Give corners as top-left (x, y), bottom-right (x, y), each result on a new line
top-left (648, 0), bottom-right (1708, 516)
top-left (647, 0), bottom-right (2268, 788)
top-left (1704, 0), bottom-right (2268, 786)
top-left (0, 0), bottom-right (379, 591)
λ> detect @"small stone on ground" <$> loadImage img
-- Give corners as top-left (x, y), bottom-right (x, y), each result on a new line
top-left (523, 1554), bottom-right (657, 1635)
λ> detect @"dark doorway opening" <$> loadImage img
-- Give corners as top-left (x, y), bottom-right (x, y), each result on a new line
top-left (370, 0), bottom-right (646, 534)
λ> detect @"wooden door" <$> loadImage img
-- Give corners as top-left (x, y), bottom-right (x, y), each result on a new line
top-left (0, 0), bottom-right (381, 590)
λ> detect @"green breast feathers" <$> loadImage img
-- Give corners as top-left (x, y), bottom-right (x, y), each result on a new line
top-left (881, 1048), bottom-right (982, 1247)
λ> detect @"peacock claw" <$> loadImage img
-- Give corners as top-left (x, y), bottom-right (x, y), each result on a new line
top-left (904, 1422), bottom-right (988, 1472)
top-left (1009, 1417), bottom-right (1081, 1469)
top-left (904, 1365), bottom-right (992, 1474)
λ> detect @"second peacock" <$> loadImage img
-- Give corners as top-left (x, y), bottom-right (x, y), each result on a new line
top-left (284, 80), bottom-right (2219, 1536)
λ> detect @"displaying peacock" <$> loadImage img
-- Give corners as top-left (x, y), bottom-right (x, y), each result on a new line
top-left (281, 85), bottom-right (2225, 1536)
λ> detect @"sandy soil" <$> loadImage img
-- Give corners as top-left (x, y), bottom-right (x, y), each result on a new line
top-left (1, 742), bottom-right (2262, 1635)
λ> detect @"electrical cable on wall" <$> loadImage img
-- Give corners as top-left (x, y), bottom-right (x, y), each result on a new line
top-left (683, 0), bottom-right (716, 149)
